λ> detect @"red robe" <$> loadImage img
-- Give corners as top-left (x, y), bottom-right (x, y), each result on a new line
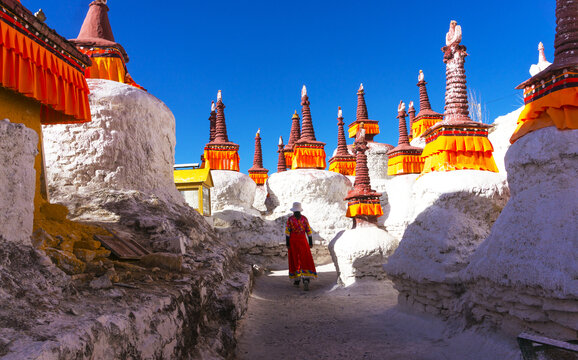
top-left (285, 215), bottom-right (317, 280)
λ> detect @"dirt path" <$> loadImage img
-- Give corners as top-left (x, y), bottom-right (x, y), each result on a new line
top-left (235, 262), bottom-right (521, 360)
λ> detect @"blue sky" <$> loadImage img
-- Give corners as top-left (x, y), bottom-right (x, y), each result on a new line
top-left (26, 1), bottom-right (555, 173)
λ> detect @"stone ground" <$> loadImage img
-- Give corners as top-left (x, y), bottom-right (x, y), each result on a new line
top-left (235, 262), bottom-right (523, 360)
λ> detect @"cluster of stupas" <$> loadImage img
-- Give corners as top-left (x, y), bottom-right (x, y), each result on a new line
top-left (384, 20), bottom-right (498, 177)
top-left (196, 18), bottom-right (503, 228)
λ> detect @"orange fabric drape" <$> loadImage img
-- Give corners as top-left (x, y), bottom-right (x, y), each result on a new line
top-left (80, 47), bottom-right (144, 90)
top-left (511, 87), bottom-right (578, 143)
top-left (422, 150), bottom-right (498, 173)
top-left (412, 116), bottom-right (443, 139)
top-left (249, 172), bottom-right (268, 185)
top-left (203, 149), bottom-right (240, 171)
top-left (387, 154), bottom-right (424, 176)
top-left (328, 159), bottom-right (356, 176)
top-left (421, 133), bottom-right (494, 157)
top-left (421, 133), bottom-right (498, 173)
top-left (0, 16), bottom-right (91, 123)
top-left (291, 146), bottom-right (326, 169)
top-left (284, 151), bottom-right (293, 169)
top-left (346, 202), bottom-right (383, 218)
top-left (85, 56), bottom-right (126, 83)
top-left (348, 122), bottom-right (380, 138)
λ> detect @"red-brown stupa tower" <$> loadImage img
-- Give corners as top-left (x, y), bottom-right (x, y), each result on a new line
top-left (208, 101), bottom-right (216, 142)
top-left (203, 90), bottom-right (240, 171)
top-left (283, 110), bottom-right (300, 170)
top-left (277, 136), bottom-right (286, 173)
top-left (387, 101), bottom-right (425, 175)
top-left (512, 0), bottom-right (578, 143)
top-left (291, 86), bottom-right (326, 169)
top-left (69, 0), bottom-right (143, 89)
top-left (328, 107), bottom-right (356, 175)
top-left (345, 124), bottom-right (383, 227)
top-left (248, 129), bottom-right (269, 185)
top-left (348, 84), bottom-right (380, 141)
top-left (411, 70), bottom-right (443, 139)
top-left (407, 101), bottom-right (416, 142)
top-left (420, 21), bottom-right (497, 174)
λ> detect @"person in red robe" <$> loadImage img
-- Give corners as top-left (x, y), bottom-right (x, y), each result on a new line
top-left (285, 202), bottom-right (317, 290)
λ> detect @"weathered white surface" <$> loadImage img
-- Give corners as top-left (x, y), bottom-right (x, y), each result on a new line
top-left (467, 127), bottom-right (578, 293)
top-left (42, 79), bottom-right (182, 211)
top-left (373, 174), bottom-right (419, 240)
top-left (410, 136), bottom-right (426, 148)
top-left (252, 183), bottom-right (268, 212)
top-left (329, 226), bottom-right (398, 286)
top-left (213, 210), bottom-right (285, 249)
top-left (266, 169), bottom-right (352, 244)
top-left (488, 107), bottom-right (522, 173)
top-left (0, 120), bottom-right (37, 246)
top-left (464, 127), bottom-right (578, 337)
top-left (366, 142), bottom-right (393, 181)
top-left (211, 171), bottom-right (257, 213)
top-left (386, 170), bottom-right (509, 283)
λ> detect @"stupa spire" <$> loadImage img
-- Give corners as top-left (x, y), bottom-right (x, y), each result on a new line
top-left (336, 107), bottom-right (349, 155)
top-left (203, 90), bottom-right (240, 171)
top-left (277, 136), bottom-right (286, 173)
top-left (442, 21), bottom-right (470, 123)
top-left (70, 0), bottom-right (144, 88)
top-left (209, 101), bottom-right (216, 142)
top-left (419, 21), bottom-right (497, 174)
top-left (553, 0), bottom-right (578, 66)
top-left (387, 101), bottom-right (425, 176)
top-left (356, 83), bottom-right (369, 122)
top-left (538, 42), bottom-right (547, 63)
top-left (348, 83), bottom-right (380, 140)
top-left (251, 129), bottom-right (264, 169)
top-left (292, 86), bottom-right (326, 169)
top-left (299, 85), bottom-right (317, 141)
top-left (213, 90), bottom-right (229, 143)
top-left (412, 70), bottom-right (443, 139)
top-left (248, 128), bottom-right (269, 185)
top-left (397, 101), bottom-right (409, 146)
top-left (285, 110), bottom-right (301, 150)
top-left (344, 123), bottom-right (383, 227)
top-left (328, 107), bottom-right (356, 175)
top-left (408, 101), bottom-right (416, 130)
top-left (417, 70), bottom-right (433, 115)
top-left (282, 110), bottom-right (301, 170)
top-left (513, 0), bottom-right (578, 143)
top-left (77, 0), bottom-right (116, 44)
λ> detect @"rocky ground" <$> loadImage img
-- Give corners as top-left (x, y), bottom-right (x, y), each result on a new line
top-left (0, 194), bottom-right (254, 359)
top-left (236, 261), bottom-right (523, 360)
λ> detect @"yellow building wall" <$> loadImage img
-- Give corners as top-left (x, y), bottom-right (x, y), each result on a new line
top-left (0, 87), bottom-right (46, 217)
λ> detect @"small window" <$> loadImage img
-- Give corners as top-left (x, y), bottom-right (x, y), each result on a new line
top-left (202, 187), bottom-right (211, 216)
top-left (180, 190), bottom-right (199, 209)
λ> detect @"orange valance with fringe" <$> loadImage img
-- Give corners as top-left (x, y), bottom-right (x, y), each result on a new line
top-left (346, 202), bottom-right (383, 218)
top-left (249, 172), bottom-right (268, 185)
top-left (387, 154), bottom-right (424, 176)
top-left (203, 148), bottom-right (240, 171)
top-left (0, 13), bottom-right (91, 123)
top-left (291, 146), bottom-right (326, 169)
top-left (412, 116), bottom-right (443, 139)
top-left (348, 122), bottom-right (379, 138)
top-left (421, 132), bottom-right (498, 174)
top-left (79, 47), bottom-right (144, 90)
top-left (328, 159), bottom-right (356, 176)
top-left (511, 86), bottom-right (578, 143)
